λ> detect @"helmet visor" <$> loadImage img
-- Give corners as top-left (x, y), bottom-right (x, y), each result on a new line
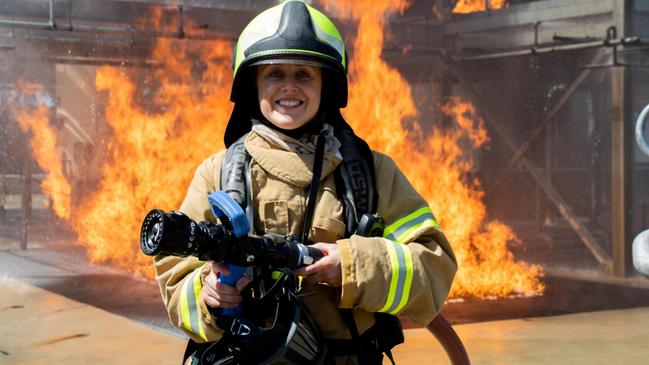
top-left (249, 57), bottom-right (335, 71)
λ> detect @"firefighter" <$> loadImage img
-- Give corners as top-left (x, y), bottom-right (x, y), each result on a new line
top-left (154, 1), bottom-right (457, 364)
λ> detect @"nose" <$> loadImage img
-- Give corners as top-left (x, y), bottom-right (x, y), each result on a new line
top-left (280, 77), bottom-right (299, 92)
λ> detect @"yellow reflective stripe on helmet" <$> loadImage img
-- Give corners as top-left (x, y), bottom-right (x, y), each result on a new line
top-left (306, 5), bottom-right (346, 66)
top-left (180, 265), bottom-right (208, 341)
top-left (384, 206), bottom-right (440, 243)
top-left (378, 240), bottom-right (414, 315)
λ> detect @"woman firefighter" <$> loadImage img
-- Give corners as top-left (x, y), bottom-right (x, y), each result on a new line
top-left (153, 1), bottom-right (457, 364)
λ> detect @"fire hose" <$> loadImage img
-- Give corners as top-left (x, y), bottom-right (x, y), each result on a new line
top-left (427, 315), bottom-right (471, 365)
top-left (140, 191), bottom-right (470, 364)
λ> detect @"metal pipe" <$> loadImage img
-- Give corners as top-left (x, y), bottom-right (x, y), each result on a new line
top-left (451, 37), bottom-right (643, 62)
top-left (0, 0), bottom-right (56, 29)
top-left (48, 0), bottom-right (55, 29)
top-left (0, 17), bottom-right (233, 41)
top-left (636, 102), bottom-right (649, 158)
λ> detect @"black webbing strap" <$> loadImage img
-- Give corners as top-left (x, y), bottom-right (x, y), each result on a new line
top-left (300, 132), bottom-right (326, 244)
top-left (330, 310), bottom-right (396, 365)
top-left (340, 309), bottom-right (366, 363)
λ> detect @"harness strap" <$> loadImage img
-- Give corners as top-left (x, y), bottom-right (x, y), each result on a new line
top-left (220, 134), bottom-right (250, 207)
top-left (301, 132), bottom-right (326, 244)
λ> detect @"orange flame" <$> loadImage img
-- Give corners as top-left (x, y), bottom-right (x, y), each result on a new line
top-left (73, 38), bottom-right (233, 276)
top-left (323, 0), bottom-right (543, 298)
top-left (452, 0), bottom-right (507, 14)
top-left (11, 13), bottom-right (232, 277)
top-left (11, 80), bottom-right (71, 220)
top-left (12, 1), bottom-right (542, 297)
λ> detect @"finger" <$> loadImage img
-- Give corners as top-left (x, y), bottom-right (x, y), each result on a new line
top-left (310, 242), bottom-right (331, 254)
top-left (211, 289), bottom-right (243, 307)
top-left (304, 256), bottom-right (332, 274)
top-left (235, 275), bottom-right (252, 292)
top-left (203, 295), bottom-right (221, 308)
top-left (207, 296), bottom-right (241, 309)
top-left (203, 271), bottom-right (217, 289)
top-left (215, 281), bottom-right (240, 294)
top-left (294, 261), bottom-right (322, 276)
top-left (214, 293), bottom-right (243, 306)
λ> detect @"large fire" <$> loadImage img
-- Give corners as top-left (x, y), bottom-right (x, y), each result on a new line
top-left (323, 0), bottom-right (542, 298)
top-left (453, 0), bottom-right (507, 14)
top-left (11, 0), bottom-right (542, 298)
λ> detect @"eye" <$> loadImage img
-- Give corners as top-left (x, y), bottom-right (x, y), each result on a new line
top-left (268, 69), bottom-right (283, 79)
top-left (296, 70), bottom-right (312, 80)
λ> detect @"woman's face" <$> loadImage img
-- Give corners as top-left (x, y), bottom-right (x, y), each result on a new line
top-left (256, 63), bottom-right (322, 130)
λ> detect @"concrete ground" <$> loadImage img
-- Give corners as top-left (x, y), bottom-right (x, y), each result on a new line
top-left (394, 308), bottom-right (649, 364)
top-left (2, 276), bottom-right (649, 365)
top-left (0, 278), bottom-right (186, 365)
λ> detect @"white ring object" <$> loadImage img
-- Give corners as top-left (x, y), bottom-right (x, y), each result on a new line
top-left (632, 229), bottom-right (649, 277)
top-left (636, 103), bottom-right (649, 158)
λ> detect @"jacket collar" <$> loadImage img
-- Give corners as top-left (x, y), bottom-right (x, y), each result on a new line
top-left (244, 131), bottom-right (341, 188)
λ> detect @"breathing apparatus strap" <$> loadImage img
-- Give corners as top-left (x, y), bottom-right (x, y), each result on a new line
top-left (220, 134), bottom-right (250, 207)
top-left (301, 132), bottom-right (327, 244)
top-left (333, 128), bottom-right (378, 235)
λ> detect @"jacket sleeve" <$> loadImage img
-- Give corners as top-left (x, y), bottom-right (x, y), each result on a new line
top-left (153, 151), bottom-right (225, 343)
top-left (338, 152), bottom-right (457, 326)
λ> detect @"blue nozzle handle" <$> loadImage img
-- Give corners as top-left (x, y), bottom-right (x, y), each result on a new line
top-left (207, 191), bottom-right (250, 317)
top-left (217, 263), bottom-right (247, 316)
top-left (208, 191), bottom-right (250, 238)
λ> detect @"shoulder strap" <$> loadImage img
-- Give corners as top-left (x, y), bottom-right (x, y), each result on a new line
top-left (333, 128), bottom-right (378, 234)
top-left (220, 133), bottom-right (250, 207)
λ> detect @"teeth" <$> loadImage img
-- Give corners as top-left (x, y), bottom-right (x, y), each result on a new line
top-left (278, 100), bottom-right (301, 107)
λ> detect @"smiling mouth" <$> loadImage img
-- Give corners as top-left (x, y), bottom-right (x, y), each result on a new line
top-left (275, 99), bottom-right (304, 109)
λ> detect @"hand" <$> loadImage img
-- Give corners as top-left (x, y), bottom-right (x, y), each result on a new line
top-left (294, 242), bottom-right (342, 287)
top-left (200, 262), bottom-right (251, 309)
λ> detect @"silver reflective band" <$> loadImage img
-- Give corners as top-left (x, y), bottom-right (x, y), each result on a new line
top-left (297, 243), bottom-right (314, 266)
top-left (249, 58), bottom-right (329, 69)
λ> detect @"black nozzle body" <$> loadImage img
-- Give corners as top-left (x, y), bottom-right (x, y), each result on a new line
top-left (140, 209), bottom-right (232, 261)
top-left (140, 209), bottom-right (324, 268)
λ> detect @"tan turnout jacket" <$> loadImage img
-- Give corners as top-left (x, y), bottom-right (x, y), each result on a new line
top-left (154, 131), bottom-right (457, 363)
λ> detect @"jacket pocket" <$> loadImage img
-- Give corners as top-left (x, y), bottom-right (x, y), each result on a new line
top-left (262, 200), bottom-right (290, 235)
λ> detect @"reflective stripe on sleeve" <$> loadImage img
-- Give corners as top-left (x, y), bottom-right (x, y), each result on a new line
top-left (180, 265), bottom-right (208, 341)
top-left (377, 240), bottom-right (414, 315)
top-left (383, 206), bottom-right (440, 243)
